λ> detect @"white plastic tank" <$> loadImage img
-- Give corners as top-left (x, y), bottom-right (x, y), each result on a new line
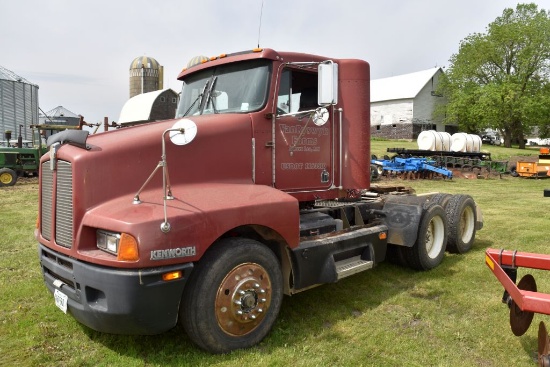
top-left (450, 133), bottom-right (482, 152)
top-left (417, 130), bottom-right (452, 151)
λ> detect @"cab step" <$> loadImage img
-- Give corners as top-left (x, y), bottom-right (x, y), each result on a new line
top-left (335, 256), bottom-right (374, 280)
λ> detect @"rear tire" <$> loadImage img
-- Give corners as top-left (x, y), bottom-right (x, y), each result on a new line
top-left (423, 193), bottom-right (452, 210)
top-left (180, 237), bottom-right (283, 353)
top-left (406, 204), bottom-right (448, 271)
top-left (0, 168), bottom-right (17, 186)
top-left (445, 194), bottom-right (477, 254)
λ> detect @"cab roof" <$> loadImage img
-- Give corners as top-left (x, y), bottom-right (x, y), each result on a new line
top-left (177, 48), bottom-right (331, 80)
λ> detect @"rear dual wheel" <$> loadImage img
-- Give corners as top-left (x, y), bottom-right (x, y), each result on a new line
top-left (445, 194), bottom-right (477, 254)
top-left (395, 194), bottom-right (477, 271)
top-left (425, 193), bottom-right (477, 254)
top-left (406, 204), bottom-right (448, 271)
top-left (180, 238), bottom-right (283, 353)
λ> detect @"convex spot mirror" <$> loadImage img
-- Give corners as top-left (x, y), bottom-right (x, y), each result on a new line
top-left (170, 118), bottom-right (197, 146)
top-left (313, 107), bottom-right (329, 126)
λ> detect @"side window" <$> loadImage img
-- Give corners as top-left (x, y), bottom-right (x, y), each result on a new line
top-left (277, 68), bottom-right (318, 115)
top-left (277, 70), bottom-right (291, 114)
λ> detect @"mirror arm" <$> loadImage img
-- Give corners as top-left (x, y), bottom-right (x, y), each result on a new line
top-left (132, 127), bottom-right (186, 233)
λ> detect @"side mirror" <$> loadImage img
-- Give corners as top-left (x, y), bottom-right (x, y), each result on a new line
top-left (318, 61), bottom-right (338, 105)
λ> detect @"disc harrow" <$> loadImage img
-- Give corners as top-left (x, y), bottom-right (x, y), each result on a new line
top-left (379, 148), bottom-right (508, 178)
top-left (485, 248), bottom-right (550, 366)
top-left (371, 156), bottom-right (452, 180)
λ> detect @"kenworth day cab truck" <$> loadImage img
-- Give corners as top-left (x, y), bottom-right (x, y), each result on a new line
top-left (36, 48), bottom-right (483, 353)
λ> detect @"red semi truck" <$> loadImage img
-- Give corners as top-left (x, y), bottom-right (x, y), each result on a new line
top-left (36, 48), bottom-right (482, 353)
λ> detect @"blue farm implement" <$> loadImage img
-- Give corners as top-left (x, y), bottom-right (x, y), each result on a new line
top-left (371, 156), bottom-right (452, 179)
top-left (385, 148), bottom-right (509, 177)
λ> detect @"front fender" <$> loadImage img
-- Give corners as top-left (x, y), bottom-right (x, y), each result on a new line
top-left (78, 183), bottom-right (299, 267)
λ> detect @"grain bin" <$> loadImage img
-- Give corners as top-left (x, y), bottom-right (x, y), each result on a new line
top-left (0, 65), bottom-right (38, 142)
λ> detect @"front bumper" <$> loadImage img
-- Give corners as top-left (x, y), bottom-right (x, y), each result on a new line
top-left (38, 244), bottom-right (193, 335)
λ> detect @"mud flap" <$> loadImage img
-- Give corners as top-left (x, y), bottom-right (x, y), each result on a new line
top-left (381, 201), bottom-right (422, 247)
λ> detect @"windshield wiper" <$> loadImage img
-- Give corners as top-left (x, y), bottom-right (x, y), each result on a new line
top-left (201, 76), bottom-right (218, 115)
top-left (182, 80), bottom-right (210, 117)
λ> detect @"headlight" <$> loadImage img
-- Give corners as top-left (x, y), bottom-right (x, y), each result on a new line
top-left (96, 229), bottom-right (139, 262)
top-left (97, 230), bottom-right (120, 255)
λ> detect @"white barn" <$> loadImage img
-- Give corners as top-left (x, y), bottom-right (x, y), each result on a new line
top-left (370, 67), bottom-right (455, 140)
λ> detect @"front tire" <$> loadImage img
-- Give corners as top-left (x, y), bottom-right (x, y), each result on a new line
top-left (180, 237), bottom-right (283, 353)
top-left (406, 204), bottom-right (448, 270)
top-left (0, 168), bottom-right (17, 186)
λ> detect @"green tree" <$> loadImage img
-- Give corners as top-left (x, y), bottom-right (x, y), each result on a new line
top-left (438, 3), bottom-right (550, 148)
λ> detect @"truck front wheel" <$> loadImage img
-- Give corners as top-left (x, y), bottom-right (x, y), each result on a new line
top-left (0, 168), bottom-right (17, 186)
top-left (180, 237), bottom-right (283, 353)
top-left (406, 204), bottom-right (448, 271)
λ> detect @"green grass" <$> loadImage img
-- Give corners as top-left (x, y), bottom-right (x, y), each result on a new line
top-left (2, 157), bottom-right (550, 366)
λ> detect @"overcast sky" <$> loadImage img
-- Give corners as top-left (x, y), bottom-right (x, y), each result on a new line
top-left (2, 0), bottom-right (549, 124)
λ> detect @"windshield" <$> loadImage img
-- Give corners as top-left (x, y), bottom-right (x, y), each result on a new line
top-left (176, 59), bottom-right (271, 117)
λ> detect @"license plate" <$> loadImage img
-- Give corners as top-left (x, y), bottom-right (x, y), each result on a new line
top-left (54, 289), bottom-right (68, 314)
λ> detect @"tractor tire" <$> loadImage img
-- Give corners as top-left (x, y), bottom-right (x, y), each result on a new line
top-left (405, 204), bottom-right (448, 271)
top-left (0, 168), bottom-right (17, 187)
top-left (445, 194), bottom-right (477, 254)
top-left (180, 237), bottom-right (283, 353)
top-left (370, 166), bottom-right (379, 180)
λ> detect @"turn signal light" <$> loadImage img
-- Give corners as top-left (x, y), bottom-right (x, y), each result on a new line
top-left (162, 271), bottom-right (182, 281)
top-left (379, 232), bottom-right (387, 240)
top-left (117, 233), bottom-right (139, 262)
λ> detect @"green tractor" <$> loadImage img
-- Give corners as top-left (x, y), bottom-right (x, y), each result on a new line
top-left (0, 123), bottom-right (86, 187)
top-left (0, 127), bottom-right (45, 187)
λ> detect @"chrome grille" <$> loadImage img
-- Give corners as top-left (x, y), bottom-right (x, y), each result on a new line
top-left (41, 162), bottom-right (53, 241)
top-left (55, 161), bottom-right (73, 248)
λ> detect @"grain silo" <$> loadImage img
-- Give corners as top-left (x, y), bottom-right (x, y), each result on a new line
top-left (129, 56), bottom-right (163, 98)
top-left (0, 65), bottom-right (39, 142)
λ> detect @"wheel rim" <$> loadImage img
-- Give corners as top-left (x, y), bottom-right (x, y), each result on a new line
top-left (459, 206), bottom-right (475, 243)
top-left (0, 172), bottom-right (13, 185)
top-left (215, 262), bottom-right (272, 336)
top-left (425, 216), bottom-right (445, 259)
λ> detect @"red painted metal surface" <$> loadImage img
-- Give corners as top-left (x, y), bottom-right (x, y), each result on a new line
top-left (486, 248), bottom-right (550, 315)
top-left (177, 48), bottom-right (371, 200)
top-left (38, 48), bottom-right (372, 267)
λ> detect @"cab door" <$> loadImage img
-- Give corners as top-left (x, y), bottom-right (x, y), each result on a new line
top-left (274, 68), bottom-right (333, 192)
